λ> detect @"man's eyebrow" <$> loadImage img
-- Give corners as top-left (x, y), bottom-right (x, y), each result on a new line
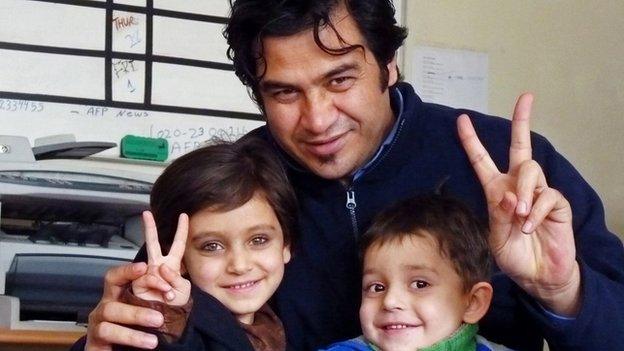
top-left (322, 62), bottom-right (361, 80)
top-left (259, 80), bottom-right (298, 92)
top-left (259, 62), bottom-right (362, 92)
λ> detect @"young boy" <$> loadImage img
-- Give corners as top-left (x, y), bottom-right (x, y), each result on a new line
top-left (322, 194), bottom-right (513, 351)
top-left (123, 135), bottom-right (298, 350)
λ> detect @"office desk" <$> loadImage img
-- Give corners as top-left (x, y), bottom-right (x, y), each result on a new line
top-left (0, 328), bottom-right (84, 351)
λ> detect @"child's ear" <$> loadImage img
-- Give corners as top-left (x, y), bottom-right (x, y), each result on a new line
top-left (283, 245), bottom-right (292, 264)
top-left (462, 282), bottom-right (493, 324)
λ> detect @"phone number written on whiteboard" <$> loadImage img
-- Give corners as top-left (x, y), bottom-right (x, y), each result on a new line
top-left (0, 99), bottom-right (45, 113)
top-left (150, 126), bottom-right (249, 141)
top-left (149, 125), bottom-right (252, 157)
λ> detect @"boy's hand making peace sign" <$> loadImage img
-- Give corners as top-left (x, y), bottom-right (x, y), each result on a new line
top-left (131, 211), bottom-right (192, 306)
top-left (457, 94), bottom-right (581, 316)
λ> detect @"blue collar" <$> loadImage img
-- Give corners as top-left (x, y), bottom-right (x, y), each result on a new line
top-left (353, 86), bottom-right (405, 181)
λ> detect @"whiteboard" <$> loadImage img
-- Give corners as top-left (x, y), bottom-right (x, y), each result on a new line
top-left (0, 0), bottom-right (262, 160)
top-left (0, 0), bottom-right (404, 160)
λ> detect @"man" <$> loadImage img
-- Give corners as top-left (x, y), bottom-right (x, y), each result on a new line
top-left (82, 1), bottom-right (624, 350)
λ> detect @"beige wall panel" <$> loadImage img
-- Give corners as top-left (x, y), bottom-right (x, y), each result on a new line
top-left (404, 1), bottom-right (624, 239)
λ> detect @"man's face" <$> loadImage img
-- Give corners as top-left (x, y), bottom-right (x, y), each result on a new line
top-left (258, 7), bottom-right (398, 180)
top-left (359, 234), bottom-right (471, 350)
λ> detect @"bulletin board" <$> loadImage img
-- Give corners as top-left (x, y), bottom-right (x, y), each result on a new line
top-left (0, 0), bottom-right (263, 159)
top-left (0, 0), bottom-right (405, 160)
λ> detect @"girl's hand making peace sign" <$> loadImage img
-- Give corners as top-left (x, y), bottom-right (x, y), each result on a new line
top-left (131, 211), bottom-right (192, 306)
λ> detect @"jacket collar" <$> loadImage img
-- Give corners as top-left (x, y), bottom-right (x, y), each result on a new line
top-left (189, 286), bottom-right (255, 350)
top-left (420, 323), bottom-right (478, 351)
top-left (352, 85), bottom-right (405, 181)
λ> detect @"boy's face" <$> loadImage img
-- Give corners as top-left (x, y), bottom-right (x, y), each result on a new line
top-left (359, 234), bottom-right (472, 350)
top-left (183, 192), bottom-right (291, 324)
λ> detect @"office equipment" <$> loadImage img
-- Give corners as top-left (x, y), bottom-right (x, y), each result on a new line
top-left (32, 135), bottom-right (117, 161)
top-left (120, 134), bottom-right (168, 161)
top-left (0, 135), bottom-right (157, 332)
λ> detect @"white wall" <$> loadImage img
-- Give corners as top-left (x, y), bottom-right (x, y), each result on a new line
top-left (403, 1), bottom-right (624, 239)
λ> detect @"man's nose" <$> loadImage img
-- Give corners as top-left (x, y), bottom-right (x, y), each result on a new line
top-left (301, 90), bottom-right (339, 135)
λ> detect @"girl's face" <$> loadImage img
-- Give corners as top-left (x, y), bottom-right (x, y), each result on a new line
top-left (183, 192), bottom-right (291, 324)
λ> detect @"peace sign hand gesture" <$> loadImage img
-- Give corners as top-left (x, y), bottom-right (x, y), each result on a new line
top-left (457, 94), bottom-right (581, 316)
top-left (131, 211), bottom-right (191, 306)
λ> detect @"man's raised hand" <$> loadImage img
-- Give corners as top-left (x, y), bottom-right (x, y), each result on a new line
top-left (85, 263), bottom-right (162, 350)
top-left (457, 93), bottom-right (581, 316)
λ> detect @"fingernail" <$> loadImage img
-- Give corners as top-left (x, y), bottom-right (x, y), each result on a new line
top-left (143, 335), bottom-right (158, 349)
top-left (517, 201), bottom-right (527, 215)
top-left (522, 220), bottom-right (534, 234)
top-left (165, 290), bottom-right (175, 301)
top-left (148, 313), bottom-right (163, 327)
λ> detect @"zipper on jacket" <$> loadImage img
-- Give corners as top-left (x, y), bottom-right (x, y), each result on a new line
top-left (346, 188), bottom-right (359, 239)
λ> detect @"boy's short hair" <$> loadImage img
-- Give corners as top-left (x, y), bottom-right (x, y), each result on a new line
top-left (150, 135), bottom-right (298, 253)
top-left (360, 194), bottom-right (491, 291)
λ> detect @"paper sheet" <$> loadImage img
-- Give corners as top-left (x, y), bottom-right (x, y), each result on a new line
top-left (411, 46), bottom-right (489, 113)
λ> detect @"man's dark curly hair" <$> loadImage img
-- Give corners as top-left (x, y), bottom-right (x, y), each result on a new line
top-left (224, 0), bottom-right (407, 109)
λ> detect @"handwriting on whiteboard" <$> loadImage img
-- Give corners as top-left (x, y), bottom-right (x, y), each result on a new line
top-left (69, 105), bottom-right (149, 118)
top-left (150, 125), bottom-right (253, 156)
top-left (0, 99), bottom-right (45, 113)
top-left (112, 12), bottom-right (146, 101)
top-left (1, 98), bottom-right (263, 160)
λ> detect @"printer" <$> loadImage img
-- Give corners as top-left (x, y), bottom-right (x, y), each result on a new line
top-left (0, 135), bottom-right (163, 332)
